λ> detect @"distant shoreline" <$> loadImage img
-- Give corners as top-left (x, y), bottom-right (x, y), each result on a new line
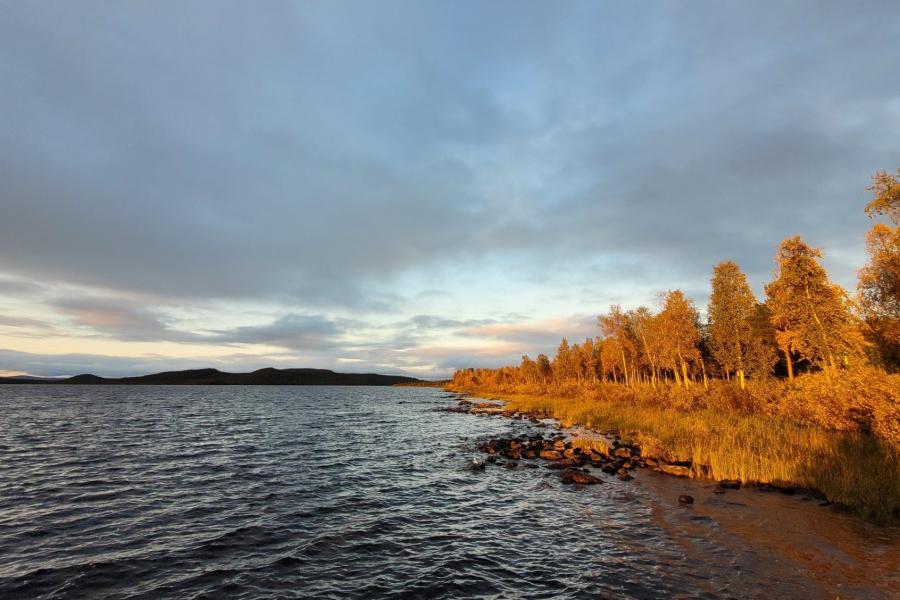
top-left (0, 367), bottom-right (430, 387)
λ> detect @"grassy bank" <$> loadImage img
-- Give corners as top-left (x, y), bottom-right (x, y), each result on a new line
top-left (448, 384), bottom-right (900, 522)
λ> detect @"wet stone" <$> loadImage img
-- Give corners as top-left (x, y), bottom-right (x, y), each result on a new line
top-left (559, 469), bottom-right (603, 485)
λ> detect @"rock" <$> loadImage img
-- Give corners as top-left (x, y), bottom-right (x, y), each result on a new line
top-left (553, 440), bottom-right (567, 451)
top-left (480, 441), bottom-right (499, 454)
top-left (559, 469), bottom-right (603, 485)
top-left (470, 459), bottom-right (486, 472)
top-left (713, 487), bottom-right (726, 494)
top-left (644, 458), bottom-right (659, 468)
top-left (504, 461), bottom-right (518, 469)
top-left (503, 448), bottom-right (521, 460)
top-left (545, 458), bottom-right (580, 469)
top-left (524, 450), bottom-right (538, 459)
top-left (563, 448), bottom-right (576, 458)
top-left (678, 494), bottom-right (694, 504)
top-left (601, 463), bottom-right (618, 475)
top-left (718, 479), bottom-right (741, 489)
top-left (524, 463), bottom-right (539, 469)
top-left (658, 464), bottom-right (692, 478)
top-left (539, 450), bottom-right (563, 460)
top-left (617, 472), bottom-right (633, 482)
top-left (613, 447), bottom-right (632, 459)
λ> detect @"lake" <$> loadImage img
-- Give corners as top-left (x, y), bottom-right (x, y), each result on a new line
top-left (0, 385), bottom-right (897, 599)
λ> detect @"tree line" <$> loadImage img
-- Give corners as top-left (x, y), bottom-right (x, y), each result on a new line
top-left (454, 169), bottom-right (900, 391)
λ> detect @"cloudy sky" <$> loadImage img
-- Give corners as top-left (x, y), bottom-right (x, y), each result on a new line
top-left (1, 1), bottom-right (898, 378)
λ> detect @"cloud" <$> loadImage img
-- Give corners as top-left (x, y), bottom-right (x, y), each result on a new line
top-left (48, 297), bottom-right (200, 342)
top-left (462, 316), bottom-right (598, 352)
top-left (1, 2), bottom-right (898, 376)
top-left (213, 314), bottom-right (357, 351)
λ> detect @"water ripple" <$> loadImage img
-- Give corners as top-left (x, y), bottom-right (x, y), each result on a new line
top-left (0, 385), bottom-right (897, 599)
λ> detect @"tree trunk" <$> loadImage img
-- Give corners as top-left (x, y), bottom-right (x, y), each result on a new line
top-left (785, 348), bottom-right (794, 382)
top-left (701, 357), bottom-right (709, 390)
top-left (677, 352), bottom-right (691, 388)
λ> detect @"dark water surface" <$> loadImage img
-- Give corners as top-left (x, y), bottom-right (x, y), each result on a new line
top-left (1, 386), bottom-right (897, 599)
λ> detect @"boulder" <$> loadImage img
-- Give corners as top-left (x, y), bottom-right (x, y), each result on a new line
top-left (718, 479), bottom-right (741, 489)
top-left (678, 494), bottom-right (694, 504)
top-left (658, 464), bottom-right (692, 478)
top-left (559, 469), bottom-right (603, 485)
top-left (503, 448), bottom-right (521, 460)
top-left (613, 447), bottom-right (632, 459)
top-left (539, 450), bottom-right (563, 460)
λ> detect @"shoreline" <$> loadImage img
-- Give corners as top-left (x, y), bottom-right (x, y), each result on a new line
top-left (445, 386), bottom-right (900, 523)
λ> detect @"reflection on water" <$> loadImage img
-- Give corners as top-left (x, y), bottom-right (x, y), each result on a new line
top-left (0, 385), bottom-right (896, 599)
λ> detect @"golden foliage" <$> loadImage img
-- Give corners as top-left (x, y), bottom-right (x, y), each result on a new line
top-left (449, 169), bottom-right (900, 519)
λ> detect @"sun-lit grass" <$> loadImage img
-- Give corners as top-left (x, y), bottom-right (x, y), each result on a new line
top-left (452, 384), bottom-right (900, 522)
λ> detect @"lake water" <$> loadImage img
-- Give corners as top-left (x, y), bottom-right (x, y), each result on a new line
top-left (0, 385), bottom-right (897, 599)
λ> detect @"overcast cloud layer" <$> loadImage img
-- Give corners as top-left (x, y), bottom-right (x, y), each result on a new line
top-left (1, 1), bottom-right (899, 377)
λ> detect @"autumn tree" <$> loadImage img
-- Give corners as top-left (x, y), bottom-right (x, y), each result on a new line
top-left (859, 169), bottom-right (900, 369)
top-left (708, 261), bottom-right (765, 388)
top-left (519, 355), bottom-right (537, 385)
top-left (535, 353), bottom-right (552, 384)
top-left (865, 169), bottom-right (900, 224)
top-left (598, 305), bottom-right (637, 386)
top-left (629, 306), bottom-right (659, 387)
top-left (765, 236), bottom-right (865, 378)
top-left (745, 302), bottom-right (779, 378)
top-left (580, 337), bottom-right (599, 382)
top-left (552, 338), bottom-right (573, 382)
top-left (656, 290), bottom-right (701, 388)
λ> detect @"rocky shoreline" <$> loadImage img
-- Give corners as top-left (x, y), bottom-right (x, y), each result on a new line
top-left (443, 393), bottom-right (828, 505)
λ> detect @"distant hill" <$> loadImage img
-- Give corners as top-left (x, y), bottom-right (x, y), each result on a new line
top-left (0, 367), bottom-right (422, 386)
